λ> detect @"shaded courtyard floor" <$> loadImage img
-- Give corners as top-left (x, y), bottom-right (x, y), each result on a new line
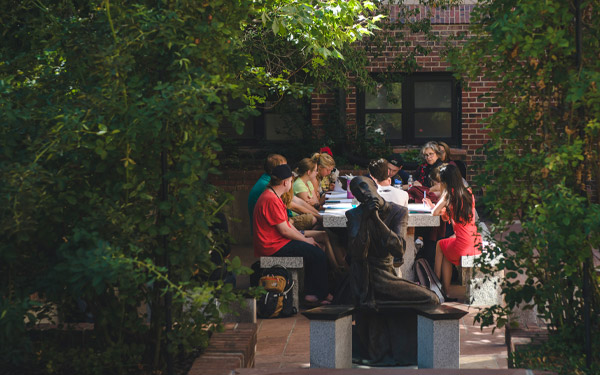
top-left (232, 244), bottom-right (510, 370)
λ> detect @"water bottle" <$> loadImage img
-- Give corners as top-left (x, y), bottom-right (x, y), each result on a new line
top-left (408, 175), bottom-right (413, 189)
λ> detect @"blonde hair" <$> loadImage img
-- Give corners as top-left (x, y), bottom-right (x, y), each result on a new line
top-left (311, 152), bottom-right (335, 169)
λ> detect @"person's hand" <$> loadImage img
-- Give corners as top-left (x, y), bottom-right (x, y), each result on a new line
top-left (366, 197), bottom-right (380, 213)
top-left (413, 180), bottom-right (422, 187)
top-left (329, 182), bottom-right (335, 191)
top-left (423, 197), bottom-right (434, 209)
top-left (305, 237), bottom-right (318, 247)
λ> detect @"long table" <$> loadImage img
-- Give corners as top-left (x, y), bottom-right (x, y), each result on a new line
top-left (321, 191), bottom-right (439, 281)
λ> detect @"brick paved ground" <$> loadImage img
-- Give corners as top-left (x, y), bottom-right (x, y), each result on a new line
top-left (232, 244), bottom-right (509, 370)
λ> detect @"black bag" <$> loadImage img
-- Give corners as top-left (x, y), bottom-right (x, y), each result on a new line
top-left (414, 258), bottom-right (445, 303)
top-left (257, 265), bottom-right (297, 318)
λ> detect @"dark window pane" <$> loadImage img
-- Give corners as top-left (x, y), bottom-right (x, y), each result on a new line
top-left (414, 82), bottom-right (451, 109)
top-left (365, 83), bottom-right (402, 110)
top-left (221, 118), bottom-right (255, 139)
top-left (414, 112), bottom-right (451, 138)
top-left (366, 113), bottom-right (402, 139)
top-left (265, 113), bottom-right (304, 140)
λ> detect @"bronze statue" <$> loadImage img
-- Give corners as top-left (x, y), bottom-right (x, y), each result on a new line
top-left (346, 176), bottom-right (439, 365)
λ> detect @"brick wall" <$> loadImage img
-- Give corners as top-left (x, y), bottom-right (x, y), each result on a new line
top-left (311, 4), bottom-right (499, 175)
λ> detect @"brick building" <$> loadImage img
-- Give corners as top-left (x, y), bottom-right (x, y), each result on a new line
top-left (310, 3), bottom-right (495, 170)
top-left (216, 2), bottom-right (497, 244)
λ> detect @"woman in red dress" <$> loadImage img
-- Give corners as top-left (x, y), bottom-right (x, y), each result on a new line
top-left (424, 163), bottom-right (481, 298)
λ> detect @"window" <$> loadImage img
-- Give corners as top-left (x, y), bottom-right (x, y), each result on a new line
top-left (219, 96), bottom-right (308, 144)
top-left (358, 73), bottom-right (461, 146)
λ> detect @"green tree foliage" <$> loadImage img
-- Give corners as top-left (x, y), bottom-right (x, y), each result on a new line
top-left (235, 0), bottom-right (463, 162)
top-left (0, 0), bottom-right (380, 372)
top-left (451, 1), bottom-right (600, 373)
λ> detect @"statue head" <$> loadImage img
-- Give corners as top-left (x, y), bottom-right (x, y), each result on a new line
top-left (350, 176), bottom-right (385, 210)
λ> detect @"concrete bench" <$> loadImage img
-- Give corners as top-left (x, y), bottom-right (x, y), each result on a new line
top-left (302, 304), bottom-right (468, 369)
top-left (259, 256), bottom-right (303, 311)
top-left (457, 222), bottom-right (504, 306)
top-left (458, 246), bottom-right (504, 306)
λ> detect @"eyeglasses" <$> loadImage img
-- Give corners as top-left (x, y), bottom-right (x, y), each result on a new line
top-left (424, 152), bottom-right (436, 157)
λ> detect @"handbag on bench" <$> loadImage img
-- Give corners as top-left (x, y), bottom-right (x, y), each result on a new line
top-left (414, 258), bottom-right (445, 303)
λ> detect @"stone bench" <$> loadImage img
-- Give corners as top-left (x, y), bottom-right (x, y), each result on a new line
top-left (302, 304), bottom-right (468, 369)
top-left (458, 246), bottom-right (504, 306)
top-left (259, 256), bottom-right (303, 311)
top-left (457, 222), bottom-right (504, 306)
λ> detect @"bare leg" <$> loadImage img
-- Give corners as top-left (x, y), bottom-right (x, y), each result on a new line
top-left (434, 242), bottom-right (443, 279)
top-left (305, 230), bottom-right (339, 269)
top-left (441, 256), bottom-right (453, 295)
top-left (326, 229), bottom-right (348, 268)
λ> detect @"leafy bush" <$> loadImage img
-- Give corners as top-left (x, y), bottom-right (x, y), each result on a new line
top-left (0, 0), bottom-right (381, 372)
top-left (451, 0), bottom-right (600, 372)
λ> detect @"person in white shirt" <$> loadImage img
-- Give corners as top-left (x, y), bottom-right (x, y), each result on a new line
top-left (367, 158), bottom-right (409, 207)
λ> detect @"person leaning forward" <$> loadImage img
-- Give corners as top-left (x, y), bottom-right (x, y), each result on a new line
top-left (253, 164), bottom-right (332, 306)
top-left (248, 153), bottom-right (322, 232)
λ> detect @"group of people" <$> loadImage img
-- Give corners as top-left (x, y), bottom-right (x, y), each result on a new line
top-left (409, 141), bottom-right (479, 298)
top-left (248, 150), bottom-right (343, 306)
top-left (248, 142), bottom-right (481, 306)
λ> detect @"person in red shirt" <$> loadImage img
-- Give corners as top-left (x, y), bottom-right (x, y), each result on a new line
top-left (423, 163), bottom-right (482, 300)
top-left (253, 164), bottom-right (332, 305)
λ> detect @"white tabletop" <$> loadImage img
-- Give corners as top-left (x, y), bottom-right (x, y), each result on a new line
top-left (321, 197), bottom-right (439, 228)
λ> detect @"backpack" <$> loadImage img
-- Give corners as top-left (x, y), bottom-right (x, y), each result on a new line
top-left (414, 258), bottom-right (446, 303)
top-left (257, 265), bottom-right (297, 318)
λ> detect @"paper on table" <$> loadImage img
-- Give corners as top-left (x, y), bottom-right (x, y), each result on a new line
top-left (323, 203), bottom-right (356, 209)
top-left (407, 203), bottom-right (432, 213)
top-left (320, 211), bottom-right (346, 216)
top-left (332, 179), bottom-right (345, 192)
top-left (325, 192), bottom-right (347, 199)
top-left (325, 198), bottom-right (354, 203)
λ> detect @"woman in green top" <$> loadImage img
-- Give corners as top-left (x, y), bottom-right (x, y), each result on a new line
top-left (293, 158), bottom-right (322, 209)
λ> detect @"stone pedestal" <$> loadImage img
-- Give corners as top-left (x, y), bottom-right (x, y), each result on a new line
top-left (417, 316), bottom-right (460, 368)
top-left (302, 306), bottom-right (354, 369)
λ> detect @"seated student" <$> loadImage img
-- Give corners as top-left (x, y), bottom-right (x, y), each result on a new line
top-left (423, 163), bottom-right (481, 300)
top-left (282, 185), bottom-right (347, 271)
top-left (310, 152), bottom-right (336, 196)
top-left (413, 142), bottom-right (443, 189)
top-left (387, 153), bottom-right (411, 187)
top-left (253, 164), bottom-right (332, 305)
top-left (293, 158), bottom-right (323, 209)
top-left (438, 140), bottom-right (468, 184)
top-left (368, 158), bottom-right (409, 207)
top-left (248, 154), bottom-right (322, 231)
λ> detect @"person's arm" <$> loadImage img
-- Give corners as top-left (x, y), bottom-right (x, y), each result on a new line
top-left (430, 191), bottom-right (448, 216)
top-left (296, 190), bottom-right (319, 206)
top-left (275, 221), bottom-right (319, 246)
top-left (290, 196), bottom-right (322, 217)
